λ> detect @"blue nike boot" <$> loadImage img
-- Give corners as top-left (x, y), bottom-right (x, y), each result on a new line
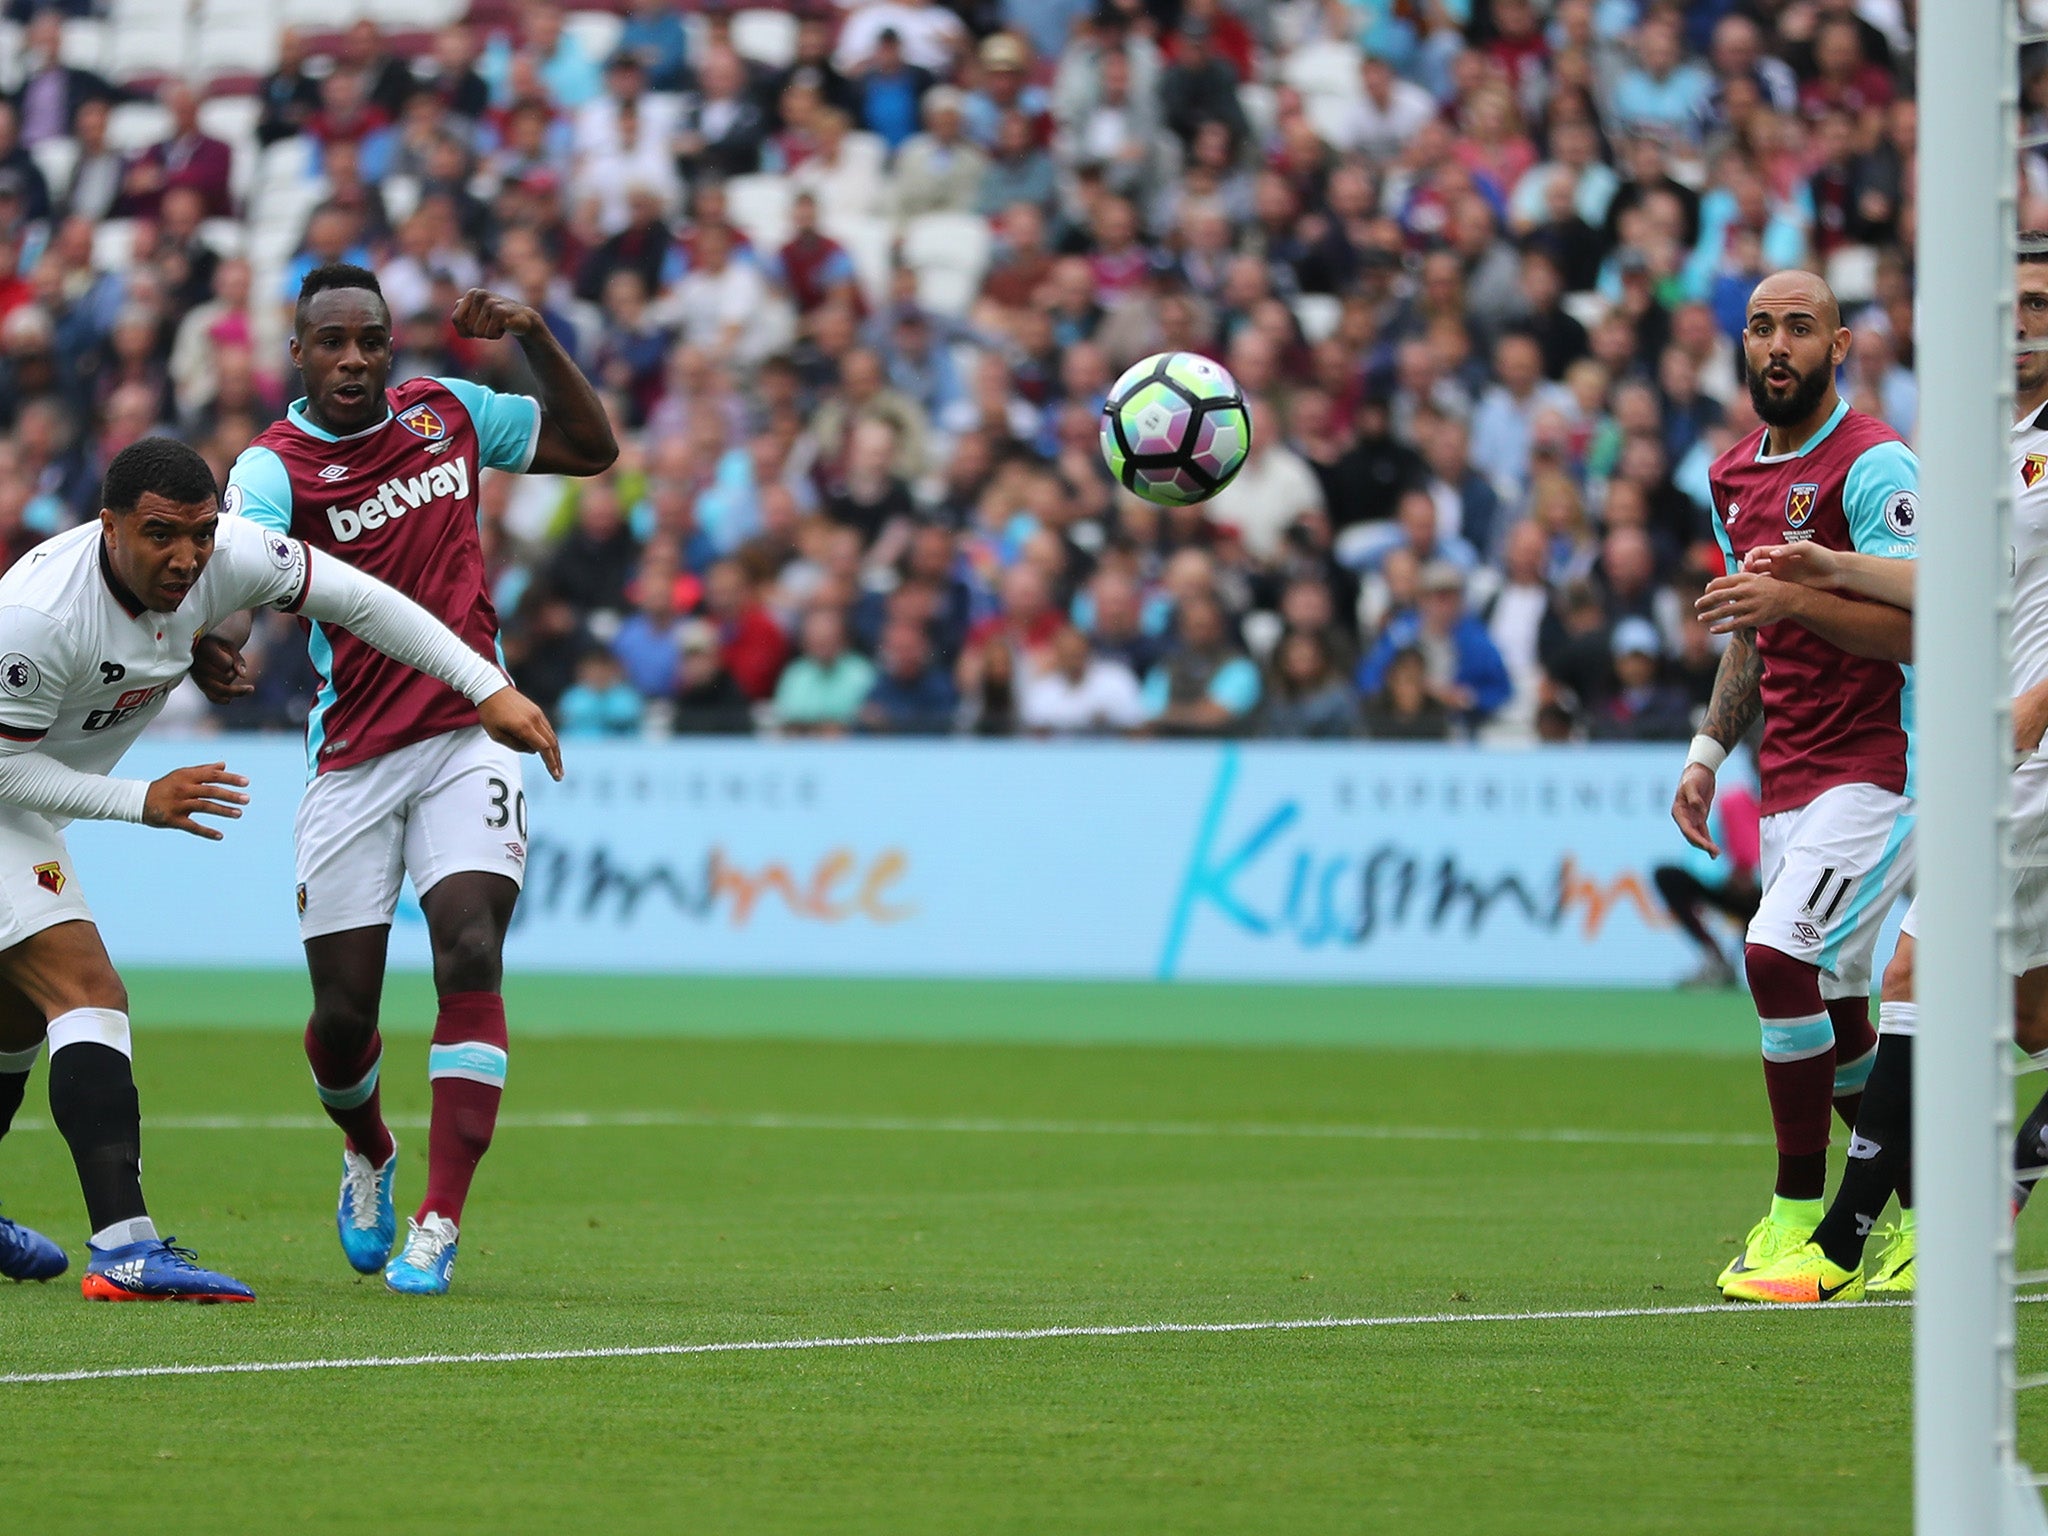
top-left (336, 1140), bottom-right (399, 1274)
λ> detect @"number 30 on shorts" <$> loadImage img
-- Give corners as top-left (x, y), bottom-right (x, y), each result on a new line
top-left (485, 776), bottom-right (527, 839)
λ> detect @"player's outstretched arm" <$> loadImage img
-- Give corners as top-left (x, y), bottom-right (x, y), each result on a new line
top-left (450, 289), bottom-right (618, 477)
top-left (1742, 543), bottom-right (1917, 609)
top-left (292, 545), bottom-right (565, 781)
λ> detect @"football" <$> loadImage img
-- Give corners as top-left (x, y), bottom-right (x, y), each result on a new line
top-left (1098, 351), bottom-right (1253, 506)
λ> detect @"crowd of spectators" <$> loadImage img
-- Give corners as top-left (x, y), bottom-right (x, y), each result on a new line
top-left (0, 0), bottom-right (1935, 743)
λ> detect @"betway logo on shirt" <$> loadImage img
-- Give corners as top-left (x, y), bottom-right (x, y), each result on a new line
top-left (324, 457), bottom-right (470, 542)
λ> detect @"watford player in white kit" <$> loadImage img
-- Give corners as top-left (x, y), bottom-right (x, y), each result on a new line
top-left (0, 437), bottom-right (558, 1300)
top-left (213, 266), bottom-right (615, 1295)
top-left (1722, 235), bottom-right (2048, 1301)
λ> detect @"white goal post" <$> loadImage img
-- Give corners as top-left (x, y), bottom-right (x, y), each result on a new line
top-left (1915, 2), bottom-right (2048, 1530)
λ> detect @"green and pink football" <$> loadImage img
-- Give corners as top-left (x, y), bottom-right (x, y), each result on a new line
top-left (1099, 352), bottom-right (1253, 507)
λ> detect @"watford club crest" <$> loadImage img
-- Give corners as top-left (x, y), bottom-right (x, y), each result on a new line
top-left (397, 403), bottom-right (446, 441)
top-left (1785, 482), bottom-right (1820, 528)
top-left (32, 861), bottom-right (63, 895)
top-left (2025, 453), bottom-right (2048, 490)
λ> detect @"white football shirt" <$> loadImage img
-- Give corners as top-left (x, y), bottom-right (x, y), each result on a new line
top-left (0, 516), bottom-right (312, 786)
top-left (2015, 402), bottom-right (2048, 696)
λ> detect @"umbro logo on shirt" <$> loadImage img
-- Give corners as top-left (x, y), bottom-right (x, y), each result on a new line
top-left (324, 458), bottom-right (471, 542)
top-left (319, 464), bottom-right (349, 482)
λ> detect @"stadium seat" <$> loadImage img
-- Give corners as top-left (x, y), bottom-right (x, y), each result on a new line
top-left (195, 19), bottom-right (281, 80)
top-left (253, 136), bottom-right (313, 198)
top-left (901, 211), bottom-right (991, 319)
top-left (725, 174), bottom-right (794, 251)
top-left (197, 217), bottom-right (246, 259)
top-left (90, 217), bottom-right (137, 273)
top-left (1237, 82), bottom-right (1277, 145)
top-left (1560, 291), bottom-right (1608, 331)
top-left (732, 9), bottom-right (799, 68)
top-left (365, 0), bottom-right (464, 24)
top-left (1302, 93), bottom-right (1357, 150)
top-left (563, 11), bottom-right (624, 69)
top-left (383, 173), bottom-right (421, 225)
top-left (282, 0), bottom-right (362, 26)
top-left (198, 94), bottom-right (262, 202)
top-left (58, 17), bottom-right (107, 74)
top-left (1280, 40), bottom-right (1362, 103)
top-left (1240, 608), bottom-right (1283, 662)
top-left (28, 137), bottom-right (75, 204)
top-left (1289, 292), bottom-right (1342, 345)
top-left (106, 16), bottom-right (189, 83)
top-left (1827, 243), bottom-right (1881, 308)
top-left (818, 211), bottom-right (894, 307)
top-left (106, 102), bottom-right (172, 157)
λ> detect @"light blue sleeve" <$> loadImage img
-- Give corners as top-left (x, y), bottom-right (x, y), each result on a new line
top-left (1842, 438), bottom-right (1920, 561)
top-left (1709, 494), bottom-right (1739, 576)
top-left (434, 377), bottom-right (542, 472)
top-left (1208, 658), bottom-right (1262, 715)
top-left (224, 445), bottom-right (294, 534)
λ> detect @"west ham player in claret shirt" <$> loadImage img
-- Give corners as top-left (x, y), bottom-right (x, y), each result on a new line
top-left (211, 266), bottom-right (615, 1295)
top-left (1674, 270), bottom-right (1918, 1297)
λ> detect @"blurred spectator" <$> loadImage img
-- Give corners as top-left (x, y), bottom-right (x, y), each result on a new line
top-left (11, 10), bottom-right (113, 150)
top-left (611, 545), bottom-right (692, 699)
top-left (894, 87), bottom-right (987, 218)
top-left (703, 558), bottom-right (790, 703)
top-left (120, 80), bottom-right (232, 221)
top-left (557, 651), bottom-right (643, 739)
top-left (1469, 331), bottom-right (1576, 497)
top-left (1358, 561), bottom-right (1511, 733)
top-left (862, 618), bottom-right (959, 735)
top-left (775, 604), bottom-right (878, 737)
top-left (1140, 590), bottom-right (1260, 738)
top-left (617, 0), bottom-right (690, 93)
top-left (671, 619), bottom-right (756, 735)
top-left (545, 479), bottom-right (640, 616)
top-left (1361, 646), bottom-right (1452, 741)
top-left (837, 0), bottom-right (967, 76)
top-left (1019, 622), bottom-right (1142, 736)
top-left (1589, 617), bottom-right (1694, 742)
top-left (1262, 629), bottom-right (1360, 740)
top-left (767, 192), bottom-right (861, 319)
top-left (676, 47), bottom-right (767, 179)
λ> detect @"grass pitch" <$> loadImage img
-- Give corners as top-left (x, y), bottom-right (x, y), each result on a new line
top-left (0, 975), bottom-right (2035, 1534)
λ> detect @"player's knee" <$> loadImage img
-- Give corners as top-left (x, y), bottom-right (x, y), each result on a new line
top-left (431, 920), bottom-right (503, 996)
top-left (1743, 943), bottom-right (1819, 1015)
top-left (308, 996), bottom-right (378, 1054)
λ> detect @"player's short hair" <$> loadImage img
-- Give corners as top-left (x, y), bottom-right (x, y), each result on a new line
top-left (103, 436), bottom-right (218, 515)
top-left (295, 262), bottom-right (388, 334)
top-left (2022, 230), bottom-right (2048, 266)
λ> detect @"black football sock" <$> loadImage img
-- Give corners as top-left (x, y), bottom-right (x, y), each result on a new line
top-left (1813, 1033), bottom-right (1913, 1270)
top-left (2014, 1082), bottom-right (2048, 1212)
top-left (0, 1040), bottom-right (34, 1142)
top-left (47, 1031), bottom-right (147, 1238)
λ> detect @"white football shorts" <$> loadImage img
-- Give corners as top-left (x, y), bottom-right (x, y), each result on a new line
top-left (0, 805), bottom-right (92, 952)
top-left (294, 725), bottom-right (527, 940)
top-left (1749, 781), bottom-right (1916, 999)
top-left (1901, 756), bottom-right (2048, 975)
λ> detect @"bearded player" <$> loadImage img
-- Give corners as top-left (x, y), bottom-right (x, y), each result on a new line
top-left (212, 266), bottom-right (615, 1295)
top-left (0, 436), bottom-right (558, 1299)
top-left (1715, 237), bottom-right (2048, 1301)
top-left (1672, 270), bottom-right (1918, 1296)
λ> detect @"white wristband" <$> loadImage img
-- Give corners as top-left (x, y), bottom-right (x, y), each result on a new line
top-left (1686, 735), bottom-right (1728, 775)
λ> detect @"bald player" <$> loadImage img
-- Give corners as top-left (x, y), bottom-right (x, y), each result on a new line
top-left (1672, 270), bottom-right (1919, 1296)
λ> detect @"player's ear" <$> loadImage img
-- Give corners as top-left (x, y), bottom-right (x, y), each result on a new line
top-left (1832, 327), bottom-right (1852, 368)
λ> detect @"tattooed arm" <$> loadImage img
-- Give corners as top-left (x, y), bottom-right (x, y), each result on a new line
top-left (1670, 627), bottom-right (1762, 857)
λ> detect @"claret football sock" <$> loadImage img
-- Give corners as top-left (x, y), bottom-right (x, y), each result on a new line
top-left (1827, 996), bottom-right (1878, 1129)
top-left (1746, 945), bottom-right (1836, 1200)
top-left (0, 1040), bottom-right (37, 1141)
top-left (305, 1023), bottom-right (396, 1167)
top-left (419, 991), bottom-right (507, 1227)
top-left (1813, 1032), bottom-right (1914, 1270)
top-left (44, 1011), bottom-right (146, 1234)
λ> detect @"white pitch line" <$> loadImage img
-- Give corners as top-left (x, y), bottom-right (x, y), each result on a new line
top-left (0, 1299), bottom-right (1912, 1388)
top-left (5, 1110), bottom-right (1771, 1149)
